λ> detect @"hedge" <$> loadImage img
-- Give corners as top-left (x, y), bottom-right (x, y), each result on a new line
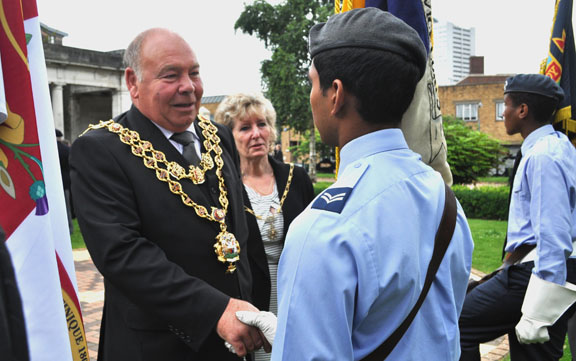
top-left (313, 182), bottom-right (509, 220)
top-left (452, 185), bottom-right (509, 220)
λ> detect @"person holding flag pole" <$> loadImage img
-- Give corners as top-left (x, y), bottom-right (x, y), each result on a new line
top-left (326, 0), bottom-right (453, 185)
top-left (539, 0), bottom-right (576, 357)
top-left (459, 1), bottom-right (576, 360)
top-left (236, 7), bottom-right (473, 360)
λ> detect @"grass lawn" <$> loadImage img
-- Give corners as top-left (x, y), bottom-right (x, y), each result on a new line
top-left (70, 219), bottom-right (85, 249)
top-left (316, 171), bottom-right (336, 179)
top-left (467, 219), bottom-right (508, 273)
top-left (478, 176), bottom-right (508, 184)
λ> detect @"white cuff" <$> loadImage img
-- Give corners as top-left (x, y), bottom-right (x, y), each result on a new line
top-left (515, 273), bottom-right (576, 344)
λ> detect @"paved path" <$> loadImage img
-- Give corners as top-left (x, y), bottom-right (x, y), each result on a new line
top-left (73, 249), bottom-right (509, 361)
top-left (74, 250), bottom-right (103, 361)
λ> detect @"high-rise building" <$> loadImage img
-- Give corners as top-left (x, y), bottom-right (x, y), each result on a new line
top-left (433, 19), bottom-right (476, 85)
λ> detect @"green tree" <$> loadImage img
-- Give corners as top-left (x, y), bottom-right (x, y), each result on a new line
top-left (289, 128), bottom-right (334, 165)
top-left (443, 115), bottom-right (505, 184)
top-left (235, 0), bottom-right (332, 181)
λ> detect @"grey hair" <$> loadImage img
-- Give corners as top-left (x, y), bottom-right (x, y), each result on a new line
top-left (123, 28), bottom-right (170, 81)
top-left (214, 93), bottom-right (278, 146)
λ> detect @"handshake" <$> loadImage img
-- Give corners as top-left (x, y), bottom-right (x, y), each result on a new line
top-left (226, 311), bottom-right (277, 354)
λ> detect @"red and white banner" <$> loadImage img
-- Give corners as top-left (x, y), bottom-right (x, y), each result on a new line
top-left (0, 1), bottom-right (88, 360)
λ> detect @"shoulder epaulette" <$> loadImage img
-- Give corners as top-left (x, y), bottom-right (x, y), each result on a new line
top-left (312, 187), bottom-right (353, 213)
top-left (311, 160), bottom-right (368, 214)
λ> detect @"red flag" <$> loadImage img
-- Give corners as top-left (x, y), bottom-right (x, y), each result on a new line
top-left (0, 1), bottom-right (89, 360)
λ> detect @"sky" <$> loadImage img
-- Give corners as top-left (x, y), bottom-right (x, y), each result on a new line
top-left (36, 0), bottom-right (571, 96)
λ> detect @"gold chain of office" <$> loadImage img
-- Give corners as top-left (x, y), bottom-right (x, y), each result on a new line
top-left (243, 163), bottom-right (294, 240)
top-left (80, 115), bottom-right (241, 273)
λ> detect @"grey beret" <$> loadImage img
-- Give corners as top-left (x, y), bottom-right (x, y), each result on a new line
top-left (504, 74), bottom-right (564, 102)
top-left (309, 8), bottom-right (427, 77)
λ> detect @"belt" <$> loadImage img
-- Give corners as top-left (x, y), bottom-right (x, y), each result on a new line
top-left (513, 240), bottom-right (576, 264)
top-left (504, 244), bottom-right (536, 267)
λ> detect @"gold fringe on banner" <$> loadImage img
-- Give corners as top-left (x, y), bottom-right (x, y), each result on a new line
top-left (334, 0), bottom-right (341, 14)
top-left (342, 0), bottom-right (353, 12)
top-left (335, 0), bottom-right (365, 14)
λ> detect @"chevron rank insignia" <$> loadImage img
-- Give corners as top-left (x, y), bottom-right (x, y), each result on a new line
top-left (312, 187), bottom-right (352, 214)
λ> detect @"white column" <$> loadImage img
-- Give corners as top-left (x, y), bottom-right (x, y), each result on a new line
top-left (51, 83), bottom-right (65, 132)
top-left (111, 89), bottom-right (131, 117)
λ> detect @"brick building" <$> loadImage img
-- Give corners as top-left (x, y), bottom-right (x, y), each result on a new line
top-left (438, 74), bottom-right (522, 147)
top-left (437, 57), bottom-right (523, 174)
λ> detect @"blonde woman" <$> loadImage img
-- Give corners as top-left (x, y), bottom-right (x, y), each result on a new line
top-left (215, 93), bottom-right (313, 360)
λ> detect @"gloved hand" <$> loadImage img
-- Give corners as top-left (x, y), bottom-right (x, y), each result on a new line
top-left (515, 316), bottom-right (553, 343)
top-left (236, 311), bottom-right (277, 346)
top-left (515, 273), bottom-right (576, 344)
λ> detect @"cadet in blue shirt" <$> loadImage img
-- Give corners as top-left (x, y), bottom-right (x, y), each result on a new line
top-left (236, 8), bottom-right (474, 361)
top-left (459, 74), bottom-right (576, 361)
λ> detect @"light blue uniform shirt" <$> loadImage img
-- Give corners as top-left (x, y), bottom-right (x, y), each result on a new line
top-left (272, 129), bottom-right (474, 361)
top-left (505, 124), bottom-right (576, 285)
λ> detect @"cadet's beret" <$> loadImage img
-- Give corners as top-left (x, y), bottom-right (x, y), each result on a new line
top-left (309, 7), bottom-right (427, 77)
top-left (504, 74), bottom-right (564, 102)
top-left (55, 129), bottom-right (63, 137)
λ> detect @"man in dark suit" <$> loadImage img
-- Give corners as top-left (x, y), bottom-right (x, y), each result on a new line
top-left (70, 28), bottom-right (267, 360)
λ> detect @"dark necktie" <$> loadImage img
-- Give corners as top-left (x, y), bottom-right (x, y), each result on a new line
top-left (170, 131), bottom-right (201, 166)
top-left (501, 149), bottom-right (523, 260)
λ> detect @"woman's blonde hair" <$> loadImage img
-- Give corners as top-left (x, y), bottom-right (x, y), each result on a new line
top-left (214, 93), bottom-right (278, 147)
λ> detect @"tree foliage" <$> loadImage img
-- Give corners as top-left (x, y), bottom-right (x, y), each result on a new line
top-left (235, 0), bottom-right (332, 179)
top-left (289, 128), bottom-right (334, 162)
top-left (443, 115), bottom-right (505, 184)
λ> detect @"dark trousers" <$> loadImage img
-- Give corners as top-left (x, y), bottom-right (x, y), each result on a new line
top-left (459, 260), bottom-right (576, 361)
top-left (567, 313), bottom-right (576, 361)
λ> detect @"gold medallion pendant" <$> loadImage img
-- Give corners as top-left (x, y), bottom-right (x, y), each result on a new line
top-left (214, 231), bottom-right (241, 273)
top-left (82, 115), bottom-right (240, 273)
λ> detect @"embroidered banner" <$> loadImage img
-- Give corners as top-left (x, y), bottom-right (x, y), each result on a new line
top-left (0, 0), bottom-right (89, 360)
top-left (541, 0), bottom-right (576, 136)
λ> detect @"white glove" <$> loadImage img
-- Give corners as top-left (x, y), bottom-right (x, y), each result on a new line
top-left (224, 341), bottom-right (235, 354)
top-left (515, 273), bottom-right (576, 344)
top-left (235, 311), bottom-right (277, 346)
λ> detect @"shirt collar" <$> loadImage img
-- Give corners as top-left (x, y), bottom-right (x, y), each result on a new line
top-left (521, 124), bottom-right (555, 154)
top-left (151, 120), bottom-right (199, 142)
top-left (339, 128), bottom-right (408, 172)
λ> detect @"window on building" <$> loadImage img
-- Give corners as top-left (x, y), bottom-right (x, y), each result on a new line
top-left (456, 103), bottom-right (479, 121)
top-left (495, 101), bottom-right (505, 121)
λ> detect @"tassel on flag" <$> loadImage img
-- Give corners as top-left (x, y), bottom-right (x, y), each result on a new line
top-left (0, 0), bottom-right (90, 360)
